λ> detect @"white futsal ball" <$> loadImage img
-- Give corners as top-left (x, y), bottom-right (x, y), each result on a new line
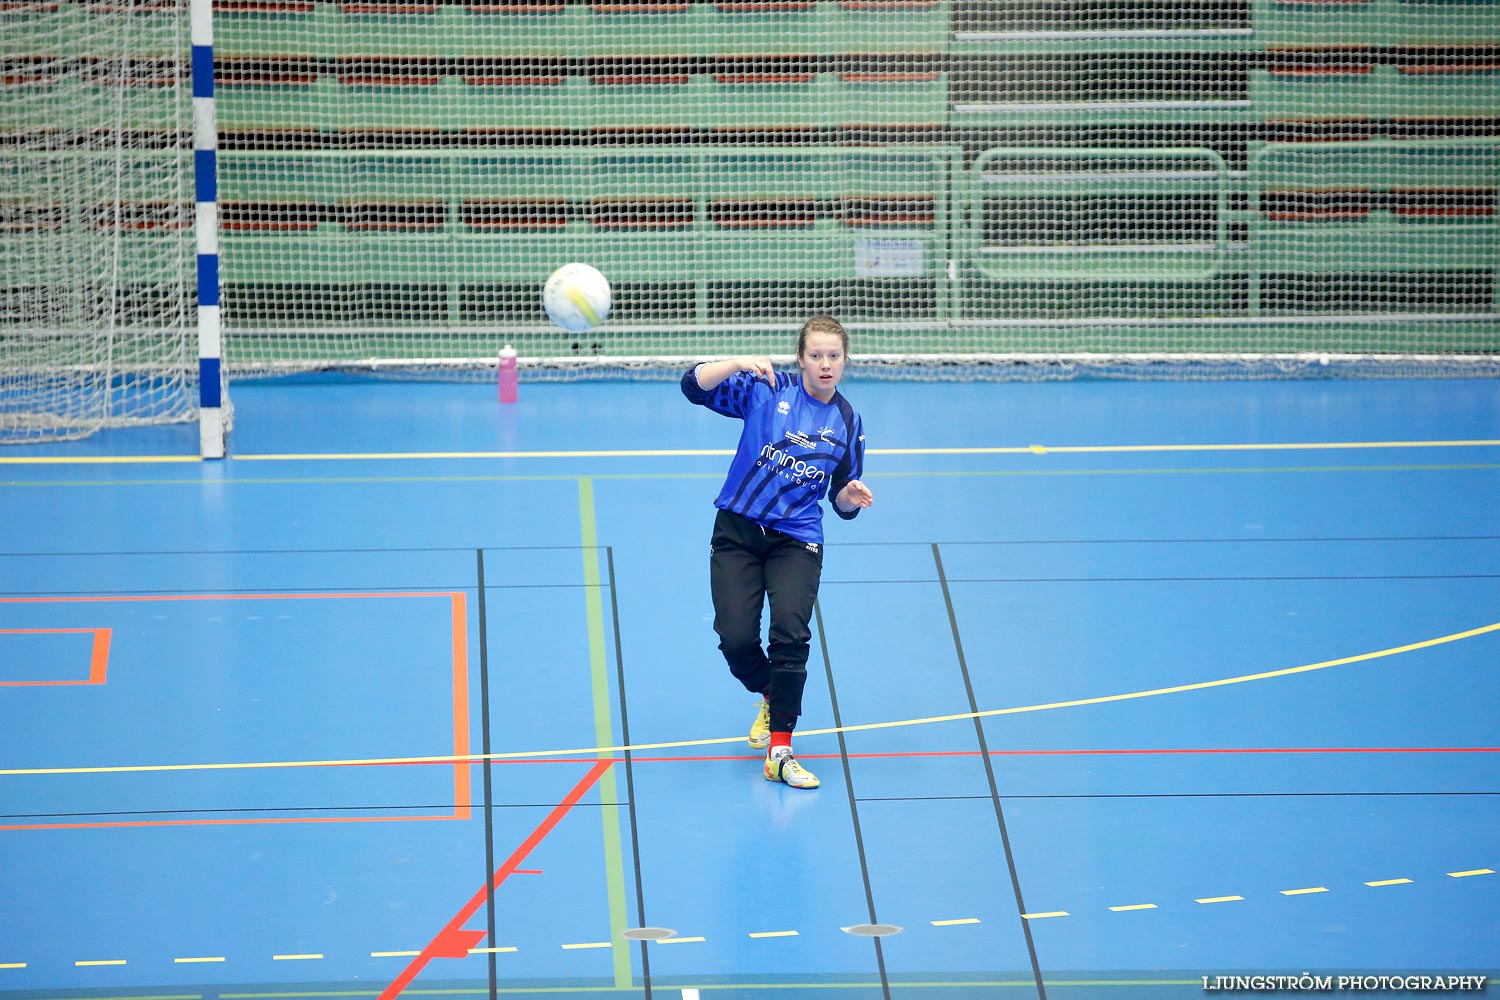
top-left (542, 262), bottom-right (613, 332)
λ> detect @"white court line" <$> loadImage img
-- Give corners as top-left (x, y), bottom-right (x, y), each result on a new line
top-left (5, 438), bottom-right (1500, 466)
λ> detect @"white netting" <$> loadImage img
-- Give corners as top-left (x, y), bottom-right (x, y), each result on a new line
top-left (4, 0), bottom-right (1498, 424)
top-left (1, 0), bottom-right (199, 440)
top-left (208, 0), bottom-right (1498, 379)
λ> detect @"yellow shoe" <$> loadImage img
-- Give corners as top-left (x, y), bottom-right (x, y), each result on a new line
top-left (764, 749), bottom-right (819, 789)
top-left (748, 698), bottom-right (771, 750)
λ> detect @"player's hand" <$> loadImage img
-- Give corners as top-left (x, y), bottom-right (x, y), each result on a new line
top-left (737, 357), bottom-right (775, 385)
top-left (837, 480), bottom-right (874, 509)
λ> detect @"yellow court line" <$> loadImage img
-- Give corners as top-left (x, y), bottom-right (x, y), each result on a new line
top-left (990, 440), bottom-right (1500, 456)
top-left (271, 954), bottom-right (322, 961)
top-left (561, 942), bottom-right (613, 950)
top-left (1280, 887), bottom-right (1329, 896)
top-left (371, 950), bottom-right (420, 958)
top-left (749, 931), bottom-right (800, 938)
top-left (75, 959), bottom-right (127, 967)
top-left (1108, 904), bottom-right (1158, 912)
top-left (1021, 912), bottom-right (1069, 920)
top-left (0, 455), bottom-right (204, 465)
top-left (1366, 878), bottom-right (1414, 887)
top-left (1195, 896), bottom-right (1245, 904)
top-left (240, 441), bottom-right (1500, 461)
top-left (174, 956), bottom-right (226, 964)
top-left (931, 918), bottom-right (982, 926)
top-left (656, 937), bottom-right (706, 945)
top-left (469, 947), bottom-right (518, 954)
top-left (1447, 869), bottom-right (1495, 878)
top-left (3, 438), bottom-right (1499, 465)
top-left (1, 620), bottom-right (1494, 778)
top-left (240, 449), bottom-right (735, 462)
top-left (801, 619), bottom-right (1500, 742)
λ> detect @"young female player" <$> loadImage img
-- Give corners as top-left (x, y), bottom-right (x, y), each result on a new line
top-left (680, 315), bottom-right (874, 789)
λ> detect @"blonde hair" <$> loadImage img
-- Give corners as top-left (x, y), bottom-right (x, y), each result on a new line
top-left (797, 315), bottom-right (848, 357)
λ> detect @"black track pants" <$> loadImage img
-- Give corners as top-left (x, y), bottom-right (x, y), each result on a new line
top-left (709, 508), bottom-right (824, 734)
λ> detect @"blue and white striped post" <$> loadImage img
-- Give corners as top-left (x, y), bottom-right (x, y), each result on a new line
top-left (191, 0), bottom-right (224, 458)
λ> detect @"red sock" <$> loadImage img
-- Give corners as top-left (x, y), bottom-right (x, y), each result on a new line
top-left (769, 732), bottom-right (792, 754)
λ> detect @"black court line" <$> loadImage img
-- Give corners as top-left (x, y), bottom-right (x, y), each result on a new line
top-left (758, 535), bottom-right (1500, 548)
top-left (814, 598), bottom-right (892, 1000)
top-left (0, 582), bottom-right (615, 597)
top-left (820, 574), bottom-right (1500, 586)
top-left (856, 791), bottom-right (1500, 804)
top-left (0, 805), bottom-right (484, 820)
top-left (11, 790), bottom-right (1498, 823)
top-left (607, 546), bottom-right (653, 999)
top-left (0, 544), bottom-right (609, 557)
top-left (477, 549), bottom-right (500, 998)
top-left (13, 569), bottom-right (1482, 598)
top-left (910, 535), bottom-right (1500, 547)
top-left (32, 575), bottom-right (1500, 599)
top-left (2, 536), bottom-right (1495, 559)
top-left (929, 574), bottom-right (1500, 583)
top-left (0, 802), bottom-right (628, 821)
top-left (932, 542), bottom-right (1048, 1000)
top-left (17, 570), bottom-right (1492, 600)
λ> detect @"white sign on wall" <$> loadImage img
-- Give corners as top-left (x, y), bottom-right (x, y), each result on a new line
top-left (854, 238), bottom-right (926, 277)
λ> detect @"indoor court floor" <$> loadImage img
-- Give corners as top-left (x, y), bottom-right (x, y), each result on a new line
top-left (1, 371), bottom-right (1497, 1000)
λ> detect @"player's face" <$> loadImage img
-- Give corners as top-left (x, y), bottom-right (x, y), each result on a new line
top-left (798, 331), bottom-right (846, 400)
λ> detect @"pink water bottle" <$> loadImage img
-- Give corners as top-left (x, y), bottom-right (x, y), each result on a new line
top-left (498, 345), bottom-right (518, 404)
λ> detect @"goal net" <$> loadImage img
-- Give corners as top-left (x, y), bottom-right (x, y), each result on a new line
top-left (1, 0), bottom-right (200, 441)
top-left (3, 0), bottom-right (1498, 441)
top-left (210, 0), bottom-right (1499, 380)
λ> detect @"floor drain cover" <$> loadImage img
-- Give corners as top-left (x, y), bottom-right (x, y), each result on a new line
top-left (622, 927), bottom-right (677, 941)
top-left (842, 923), bottom-right (903, 937)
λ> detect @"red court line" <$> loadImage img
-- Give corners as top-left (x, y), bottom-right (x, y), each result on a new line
top-left (720, 747), bottom-right (1500, 762)
top-left (378, 759), bottom-right (615, 1000)
top-left (0, 812), bottom-right (457, 833)
top-left (275, 745), bottom-right (1500, 769)
top-left (0, 591), bottom-right (456, 603)
top-left (0, 591), bottom-right (471, 831)
top-left (0, 627), bottom-right (111, 686)
top-left (439, 747), bottom-right (1500, 766)
top-left (847, 746), bottom-right (1500, 758)
top-left (449, 592), bottom-right (471, 821)
top-left (2, 748), bottom-right (1486, 830)
top-left (89, 627), bottom-right (110, 683)
top-left (477, 746), bottom-right (1500, 765)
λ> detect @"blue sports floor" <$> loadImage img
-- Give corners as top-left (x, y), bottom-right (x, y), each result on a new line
top-left (1, 373), bottom-right (1498, 1000)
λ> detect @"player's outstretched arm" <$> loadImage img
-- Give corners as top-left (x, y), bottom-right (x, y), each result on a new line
top-left (695, 356), bottom-right (775, 390)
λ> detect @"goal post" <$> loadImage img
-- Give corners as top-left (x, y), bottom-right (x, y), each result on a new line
top-left (193, 0), bottom-right (225, 458)
top-left (0, 0), bottom-right (227, 453)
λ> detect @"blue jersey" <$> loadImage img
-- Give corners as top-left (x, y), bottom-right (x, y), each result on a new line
top-left (682, 365), bottom-right (865, 544)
